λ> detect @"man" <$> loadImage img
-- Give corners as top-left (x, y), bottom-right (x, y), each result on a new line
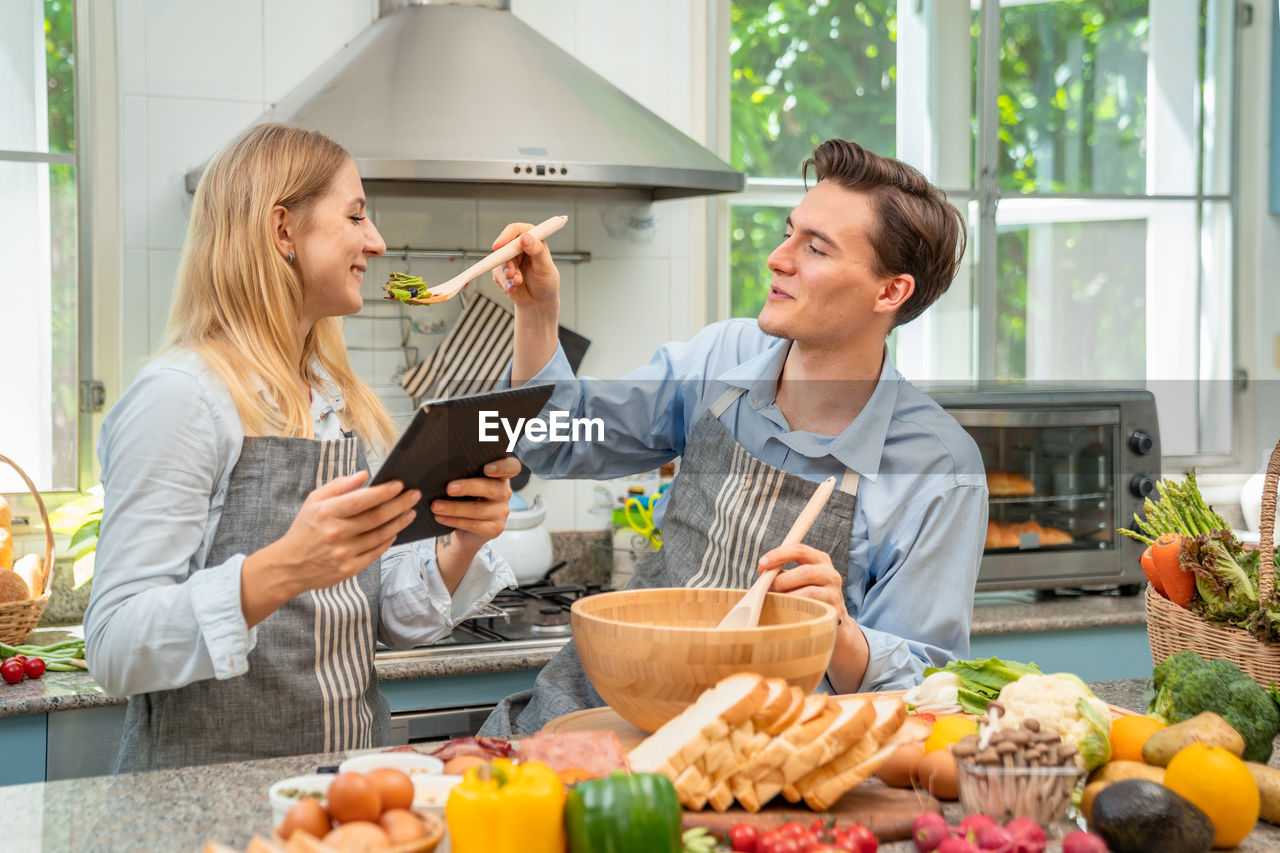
top-left (480, 139), bottom-right (988, 735)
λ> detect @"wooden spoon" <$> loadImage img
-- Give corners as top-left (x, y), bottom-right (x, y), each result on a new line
top-left (404, 214), bottom-right (568, 304)
top-left (715, 475), bottom-right (837, 629)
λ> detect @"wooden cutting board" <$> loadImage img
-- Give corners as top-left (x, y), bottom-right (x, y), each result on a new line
top-left (680, 783), bottom-right (940, 841)
top-left (542, 701), bottom-right (940, 841)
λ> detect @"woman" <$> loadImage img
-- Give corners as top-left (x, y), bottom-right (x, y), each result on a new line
top-left (84, 124), bottom-right (518, 772)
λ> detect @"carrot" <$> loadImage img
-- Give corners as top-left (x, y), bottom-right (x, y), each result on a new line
top-left (1152, 531), bottom-right (1194, 607)
top-left (1141, 544), bottom-right (1166, 598)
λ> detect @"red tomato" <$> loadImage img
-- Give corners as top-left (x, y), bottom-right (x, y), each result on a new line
top-left (730, 822), bottom-right (760, 853)
top-left (808, 846), bottom-right (839, 853)
top-left (10, 655), bottom-right (26, 666)
top-left (848, 824), bottom-right (878, 853)
top-left (779, 822), bottom-right (809, 839)
top-left (0, 659), bottom-right (24, 685)
top-left (810, 818), bottom-right (830, 837)
top-left (23, 657), bottom-right (45, 679)
top-left (772, 839), bottom-right (802, 853)
top-left (758, 829), bottom-right (781, 853)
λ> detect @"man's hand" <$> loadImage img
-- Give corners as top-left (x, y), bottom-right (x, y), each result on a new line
top-left (490, 222), bottom-right (561, 311)
top-left (757, 542), bottom-right (871, 692)
top-left (758, 543), bottom-right (852, 625)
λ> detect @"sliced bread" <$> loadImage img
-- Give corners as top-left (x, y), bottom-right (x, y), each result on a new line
top-left (627, 671), bottom-right (768, 778)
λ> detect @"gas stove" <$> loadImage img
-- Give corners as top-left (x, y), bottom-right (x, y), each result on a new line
top-left (377, 581), bottom-right (612, 659)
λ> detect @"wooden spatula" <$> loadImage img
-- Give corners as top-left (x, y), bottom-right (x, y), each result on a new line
top-left (405, 214), bottom-right (568, 304)
top-left (716, 475), bottom-right (837, 629)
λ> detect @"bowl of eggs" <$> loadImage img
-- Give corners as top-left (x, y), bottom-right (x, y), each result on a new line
top-left (270, 769), bottom-right (445, 852)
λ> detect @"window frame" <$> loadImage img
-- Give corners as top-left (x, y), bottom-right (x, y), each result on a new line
top-left (713, 0), bottom-right (1245, 466)
top-left (2, 0), bottom-right (114, 526)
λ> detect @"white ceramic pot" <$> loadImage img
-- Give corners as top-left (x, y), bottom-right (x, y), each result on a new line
top-left (490, 496), bottom-right (554, 585)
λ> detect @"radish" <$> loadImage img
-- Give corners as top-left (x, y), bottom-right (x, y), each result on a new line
top-left (1002, 817), bottom-right (1046, 853)
top-left (974, 823), bottom-right (1012, 851)
top-left (937, 839), bottom-right (980, 853)
top-left (911, 812), bottom-right (951, 852)
top-left (1061, 830), bottom-right (1108, 853)
top-left (958, 814), bottom-right (997, 843)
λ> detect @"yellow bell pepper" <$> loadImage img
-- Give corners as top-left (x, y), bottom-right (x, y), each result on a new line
top-left (445, 758), bottom-right (565, 853)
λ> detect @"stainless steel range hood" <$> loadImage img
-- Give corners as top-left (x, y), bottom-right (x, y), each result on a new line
top-left (186, 1), bottom-right (744, 202)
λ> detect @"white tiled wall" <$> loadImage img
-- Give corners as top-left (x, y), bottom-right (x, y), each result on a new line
top-left (113, 0), bottom-right (706, 531)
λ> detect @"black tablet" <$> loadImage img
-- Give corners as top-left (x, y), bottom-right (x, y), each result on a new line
top-left (370, 383), bottom-right (555, 544)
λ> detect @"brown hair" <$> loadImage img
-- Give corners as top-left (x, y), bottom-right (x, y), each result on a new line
top-left (804, 139), bottom-right (967, 327)
top-left (162, 123), bottom-right (396, 451)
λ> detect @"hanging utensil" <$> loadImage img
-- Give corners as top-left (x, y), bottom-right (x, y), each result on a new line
top-left (715, 476), bottom-right (837, 630)
top-left (624, 496), bottom-right (662, 551)
top-left (383, 214), bottom-right (568, 305)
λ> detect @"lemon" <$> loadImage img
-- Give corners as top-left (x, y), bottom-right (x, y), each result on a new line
top-left (924, 716), bottom-right (978, 753)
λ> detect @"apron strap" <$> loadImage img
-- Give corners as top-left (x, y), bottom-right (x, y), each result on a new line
top-left (708, 386), bottom-right (746, 418)
top-left (710, 387), bottom-right (862, 498)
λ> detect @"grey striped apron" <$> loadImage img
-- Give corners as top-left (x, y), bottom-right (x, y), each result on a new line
top-left (479, 387), bottom-right (859, 736)
top-left (114, 434), bottom-right (390, 772)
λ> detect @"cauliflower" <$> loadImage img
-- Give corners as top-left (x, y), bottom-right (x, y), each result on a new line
top-left (994, 674), bottom-right (1114, 770)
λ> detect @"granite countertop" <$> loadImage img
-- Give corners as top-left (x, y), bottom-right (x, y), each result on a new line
top-left (970, 589), bottom-right (1146, 635)
top-left (1, 591), bottom-right (1146, 719)
top-left (4, 678), bottom-right (1278, 852)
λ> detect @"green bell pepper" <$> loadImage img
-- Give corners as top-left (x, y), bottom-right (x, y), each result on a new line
top-left (564, 770), bottom-right (682, 853)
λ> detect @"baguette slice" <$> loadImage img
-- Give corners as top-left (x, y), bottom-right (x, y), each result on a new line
top-left (789, 698), bottom-right (909, 801)
top-left (738, 694), bottom-right (839, 782)
top-left (796, 704), bottom-right (929, 811)
top-left (762, 685), bottom-right (807, 735)
top-left (13, 554), bottom-right (43, 599)
top-left (628, 672), bottom-right (768, 778)
top-left (780, 696), bottom-right (877, 785)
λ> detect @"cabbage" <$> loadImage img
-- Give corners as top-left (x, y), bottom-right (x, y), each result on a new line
top-left (1076, 697), bottom-right (1112, 771)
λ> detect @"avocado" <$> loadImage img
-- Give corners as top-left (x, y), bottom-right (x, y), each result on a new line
top-left (1089, 779), bottom-right (1214, 853)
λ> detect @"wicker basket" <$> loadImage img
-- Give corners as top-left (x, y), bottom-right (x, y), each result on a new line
top-left (0, 454), bottom-right (55, 646)
top-left (1146, 440), bottom-right (1280, 687)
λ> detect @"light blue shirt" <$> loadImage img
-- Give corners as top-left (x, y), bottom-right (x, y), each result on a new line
top-left (84, 350), bottom-right (514, 698)
top-left (512, 318), bottom-right (988, 691)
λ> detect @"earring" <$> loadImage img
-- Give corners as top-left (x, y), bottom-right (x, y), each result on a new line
top-left (285, 252), bottom-right (296, 265)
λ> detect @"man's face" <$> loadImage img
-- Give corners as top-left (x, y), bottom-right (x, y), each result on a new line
top-left (757, 181), bottom-right (894, 347)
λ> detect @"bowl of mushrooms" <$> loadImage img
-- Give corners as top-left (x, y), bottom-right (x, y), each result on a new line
top-left (952, 716), bottom-right (1085, 825)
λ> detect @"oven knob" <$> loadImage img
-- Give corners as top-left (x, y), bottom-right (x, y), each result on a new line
top-left (1129, 474), bottom-right (1157, 498)
top-left (1128, 431), bottom-right (1154, 455)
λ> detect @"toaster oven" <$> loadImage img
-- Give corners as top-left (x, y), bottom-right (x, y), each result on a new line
top-left (925, 387), bottom-right (1161, 592)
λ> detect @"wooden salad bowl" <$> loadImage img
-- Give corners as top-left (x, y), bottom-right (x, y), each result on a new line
top-left (571, 587), bottom-right (838, 733)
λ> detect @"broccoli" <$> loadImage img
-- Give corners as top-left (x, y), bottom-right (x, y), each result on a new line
top-left (1147, 650), bottom-right (1280, 762)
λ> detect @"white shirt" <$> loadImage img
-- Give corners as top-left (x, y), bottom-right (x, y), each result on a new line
top-left (84, 350), bottom-right (514, 698)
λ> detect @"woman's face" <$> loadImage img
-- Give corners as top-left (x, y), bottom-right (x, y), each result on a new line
top-left (294, 158), bottom-right (386, 326)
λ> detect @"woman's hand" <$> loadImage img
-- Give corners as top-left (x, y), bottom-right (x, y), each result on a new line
top-left (433, 456), bottom-right (522, 594)
top-left (490, 222), bottom-right (561, 311)
top-left (241, 472), bottom-right (419, 626)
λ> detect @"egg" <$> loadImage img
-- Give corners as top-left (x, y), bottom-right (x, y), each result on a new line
top-left (379, 808), bottom-right (429, 844)
top-left (875, 742), bottom-right (927, 788)
top-left (326, 772), bottom-right (383, 824)
top-left (443, 755), bottom-right (486, 776)
top-left (916, 747), bottom-right (960, 800)
top-left (278, 797), bottom-right (332, 840)
top-left (366, 768), bottom-right (415, 811)
top-left (323, 820), bottom-right (391, 853)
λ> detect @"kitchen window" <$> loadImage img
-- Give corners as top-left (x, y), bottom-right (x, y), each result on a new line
top-left (720, 0), bottom-right (1237, 459)
top-left (0, 0), bottom-right (87, 497)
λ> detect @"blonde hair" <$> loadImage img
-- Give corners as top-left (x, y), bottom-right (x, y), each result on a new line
top-left (162, 123), bottom-right (395, 451)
